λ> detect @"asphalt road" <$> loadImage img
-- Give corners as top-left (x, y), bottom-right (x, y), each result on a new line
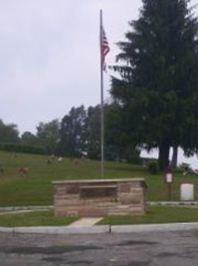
top-left (0, 230), bottom-right (198, 266)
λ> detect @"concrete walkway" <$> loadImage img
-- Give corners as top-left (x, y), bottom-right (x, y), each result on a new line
top-left (0, 222), bottom-right (198, 235)
top-left (0, 210), bottom-right (37, 216)
top-left (149, 201), bottom-right (198, 206)
top-left (0, 206), bottom-right (53, 213)
top-left (68, 217), bottom-right (103, 227)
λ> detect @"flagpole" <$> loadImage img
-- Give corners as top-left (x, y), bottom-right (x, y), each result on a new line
top-left (100, 9), bottom-right (104, 178)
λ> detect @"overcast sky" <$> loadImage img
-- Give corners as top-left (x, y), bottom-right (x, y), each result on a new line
top-left (0, 0), bottom-right (197, 134)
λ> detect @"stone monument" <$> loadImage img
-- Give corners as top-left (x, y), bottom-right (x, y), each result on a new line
top-left (53, 178), bottom-right (147, 217)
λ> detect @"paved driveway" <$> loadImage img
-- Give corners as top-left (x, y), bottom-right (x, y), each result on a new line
top-left (0, 230), bottom-right (198, 266)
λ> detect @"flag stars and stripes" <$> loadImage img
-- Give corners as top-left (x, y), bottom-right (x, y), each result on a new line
top-left (101, 26), bottom-right (110, 71)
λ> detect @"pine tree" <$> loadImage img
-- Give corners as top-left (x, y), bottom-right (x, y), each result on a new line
top-left (111, 0), bottom-right (198, 170)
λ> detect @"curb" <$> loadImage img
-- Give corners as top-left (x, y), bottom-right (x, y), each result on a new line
top-left (0, 222), bottom-right (198, 235)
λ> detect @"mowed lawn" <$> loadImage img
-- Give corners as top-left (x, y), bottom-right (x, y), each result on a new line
top-left (0, 151), bottom-right (198, 206)
top-left (99, 206), bottom-right (198, 225)
top-left (0, 211), bottom-right (77, 227)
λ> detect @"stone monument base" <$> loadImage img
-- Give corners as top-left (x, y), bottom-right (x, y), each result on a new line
top-left (53, 178), bottom-right (147, 217)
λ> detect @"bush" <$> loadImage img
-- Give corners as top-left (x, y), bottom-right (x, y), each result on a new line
top-left (127, 155), bottom-right (142, 165)
top-left (147, 160), bottom-right (159, 174)
top-left (0, 143), bottom-right (46, 155)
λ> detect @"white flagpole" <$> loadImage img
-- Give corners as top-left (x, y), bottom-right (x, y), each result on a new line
top-left (100, 9), bottom-right (104, 178)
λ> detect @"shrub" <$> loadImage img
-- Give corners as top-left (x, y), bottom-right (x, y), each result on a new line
top-left (0, 143), bottom-right (46, 155)
top-left (127, 155), bottom-right (142, 165)
top-left (147, 160), bottom-right (159, 174)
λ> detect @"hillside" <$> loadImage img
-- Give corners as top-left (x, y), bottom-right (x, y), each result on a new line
top-left (0, 151), bottom-right (197, 206)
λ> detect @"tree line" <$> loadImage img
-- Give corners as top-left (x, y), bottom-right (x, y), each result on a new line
top-left (0, 104), bottom-right (140, 163)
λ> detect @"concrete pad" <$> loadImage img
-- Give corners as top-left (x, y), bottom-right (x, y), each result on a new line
top-left (68, 217), bottom-right (103, 227)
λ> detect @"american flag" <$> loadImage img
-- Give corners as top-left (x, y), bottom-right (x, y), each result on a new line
top-left (101, 26), bottom-right (110, 71)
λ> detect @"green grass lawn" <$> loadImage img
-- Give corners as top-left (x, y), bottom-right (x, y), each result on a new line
top-left (0, 211), bottom-right (77, 227)
top-left (98, 206), bottom-right (198, 225)
top-left (0, 151), bottom-right (198, 206)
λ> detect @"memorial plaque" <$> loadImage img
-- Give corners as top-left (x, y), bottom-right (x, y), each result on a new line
top-left (80, 185), bottom-right (117, 199)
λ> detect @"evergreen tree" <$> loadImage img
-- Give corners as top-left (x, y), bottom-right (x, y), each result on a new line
top-left (105, 103), bottom-right (141, 162)
top-left (111, 0), bottom-right (198, 170)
